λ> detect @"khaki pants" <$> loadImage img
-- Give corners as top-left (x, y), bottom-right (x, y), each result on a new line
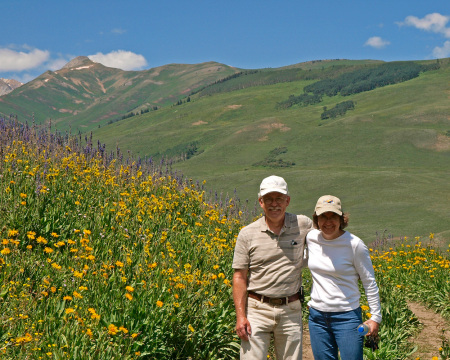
top-left (240, 296), bottom-right (303, 360)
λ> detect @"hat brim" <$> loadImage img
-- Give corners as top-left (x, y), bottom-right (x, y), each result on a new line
top-left (315, 206), bottom-right (342, 216)
top-left (259, 188), bottom-right (289, 197)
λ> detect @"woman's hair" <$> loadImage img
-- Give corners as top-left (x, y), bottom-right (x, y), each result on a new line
top-left (312, 212), bottom-right (349, 230)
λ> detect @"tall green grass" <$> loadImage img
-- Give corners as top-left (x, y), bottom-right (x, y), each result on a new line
top-left (0, 117), bottom-right (242, 359)
top-left (0, 117), bottom-right (448, 359)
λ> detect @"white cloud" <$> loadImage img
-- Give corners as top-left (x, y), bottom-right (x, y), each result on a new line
top-left (15, 73), bottom-right (38, 84)
top-left (397, 13), bottom-right (450, 59)
top-left (0, 47), bottom-right (50, 72)
top-left (399, 13), bottom-right (450, 38)
top-left (111, 28), bottom-right (126, 35)
top-left (47, 58), bottom-right (71, 71)
top-left (433, 40), bottom-right (450, 58)
top-left (364, 36), bottom-right (390, 49)
top-left (88, 50), bottom-right (148, 70)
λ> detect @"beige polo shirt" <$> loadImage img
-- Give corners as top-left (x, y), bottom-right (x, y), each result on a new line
top-left (232, 212), bottom-right (313, 298)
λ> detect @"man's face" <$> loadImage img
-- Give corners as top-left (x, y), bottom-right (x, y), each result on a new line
top-left (259, 192), bottom-right (290, 223)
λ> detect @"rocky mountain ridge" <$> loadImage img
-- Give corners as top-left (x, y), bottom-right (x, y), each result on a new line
top-left (0, 78), bottom-right (23, 96)
top-left (0, 56), bottom-right (240, 130)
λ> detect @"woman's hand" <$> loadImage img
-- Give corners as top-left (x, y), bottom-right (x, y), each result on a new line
top-left (364, 319), bottom-right (380, 336)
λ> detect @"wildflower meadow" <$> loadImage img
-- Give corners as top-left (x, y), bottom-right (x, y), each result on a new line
top-left (0, 116), bottom-right (448, 359)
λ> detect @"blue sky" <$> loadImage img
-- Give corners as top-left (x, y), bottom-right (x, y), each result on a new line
top-left (1, 0), bottom-right (449, 83)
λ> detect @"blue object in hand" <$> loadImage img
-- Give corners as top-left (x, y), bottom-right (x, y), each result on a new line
top-left (357, 324), bottom-right (369, 336)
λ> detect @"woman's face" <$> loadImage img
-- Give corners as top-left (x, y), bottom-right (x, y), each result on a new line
top-left (317, 211), bottom-right (343, 240)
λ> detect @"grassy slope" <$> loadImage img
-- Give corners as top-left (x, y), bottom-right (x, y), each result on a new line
top-left (0, 62), bottom-right (240, 132)
top-left (80, 60), bottom-right (450, 243)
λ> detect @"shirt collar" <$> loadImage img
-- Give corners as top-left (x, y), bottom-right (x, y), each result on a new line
top-left (258, 212), bottom-right (292, 232)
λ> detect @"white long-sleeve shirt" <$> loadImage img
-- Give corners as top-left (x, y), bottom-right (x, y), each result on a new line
top-left (306, 229), bottom-right (382, 324)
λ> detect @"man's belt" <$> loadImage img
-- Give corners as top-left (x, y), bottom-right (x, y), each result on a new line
top-left (248, 291), bottom-right (300, 306)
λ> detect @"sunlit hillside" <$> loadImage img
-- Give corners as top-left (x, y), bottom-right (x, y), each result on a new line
top-left (0, 57), bottom-right (240, 131)
top-left (91, 59), bottom-right (450, 244)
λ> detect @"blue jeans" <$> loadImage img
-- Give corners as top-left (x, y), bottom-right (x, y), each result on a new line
top-left (308, 306), bottom-right (363, 360)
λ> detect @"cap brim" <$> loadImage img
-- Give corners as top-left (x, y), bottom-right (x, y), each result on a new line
top-left (315, 206), bottom-right (342, 216)
top-left (259, 188), bottom-right (288, 197)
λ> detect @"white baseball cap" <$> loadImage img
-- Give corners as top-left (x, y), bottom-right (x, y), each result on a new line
top-left (258, 175), bottom-right (289, 197)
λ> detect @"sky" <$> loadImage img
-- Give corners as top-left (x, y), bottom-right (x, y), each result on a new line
top-left (1, 0), bottom-right (449, 83)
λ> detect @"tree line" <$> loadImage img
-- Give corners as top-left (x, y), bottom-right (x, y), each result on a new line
top-left (321, 100), bottom-right (355, 120)
top-left (303, 62), bottom-right (439, 97)
top-left (277, 61), bottom-right (440, 113)
top-left (107, 106), bottom-right (158, 125)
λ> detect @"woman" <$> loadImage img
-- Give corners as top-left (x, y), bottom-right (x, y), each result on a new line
top-left (307, 195), bottom-right (381, 360)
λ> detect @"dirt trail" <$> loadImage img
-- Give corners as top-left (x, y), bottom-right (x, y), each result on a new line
top-left (407, 301), bottom-right (449, 359)
top-left (302, 326), bottom-right (314, 360)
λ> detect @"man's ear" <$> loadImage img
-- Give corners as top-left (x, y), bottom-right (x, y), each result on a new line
top-left (258, 197), bottom-right (264, 208)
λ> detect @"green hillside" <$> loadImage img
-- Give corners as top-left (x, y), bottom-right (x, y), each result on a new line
top-left (0, 57), bottom-right (240, 132)
top-left (91, 58), bottom-right (450, 244)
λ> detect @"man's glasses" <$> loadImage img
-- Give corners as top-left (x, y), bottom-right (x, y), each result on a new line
top-left (262, 196), bottom-right (287, 204)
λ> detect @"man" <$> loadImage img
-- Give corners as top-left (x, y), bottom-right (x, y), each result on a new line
top-left (232, 175), bottom-right (313, 359)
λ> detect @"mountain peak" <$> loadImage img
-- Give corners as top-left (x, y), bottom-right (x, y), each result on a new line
top-left (0, 78), bottom-right (23, 96)
top-left (62, 56), bottom-right (94, 69)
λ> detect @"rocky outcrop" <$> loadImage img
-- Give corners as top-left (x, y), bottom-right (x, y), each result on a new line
top-left (62, 56), bottom-right (94, 69)
top-left (0, 78), bottom-right (23, 96)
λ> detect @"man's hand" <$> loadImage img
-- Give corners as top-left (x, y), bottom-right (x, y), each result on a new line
top-left (236, 316), bottom-right (252, 341)
top-left (233, 269), bottom-right (251, 341)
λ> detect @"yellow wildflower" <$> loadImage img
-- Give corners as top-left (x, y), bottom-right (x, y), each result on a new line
top-left (37, 236), bottom-right (48, 244)
top-left (8, 229), bottom-right (18, 237)
top-left (108, 324), bottom-right (118, 335)
top-left (0, 248), bottom-right (11, 255)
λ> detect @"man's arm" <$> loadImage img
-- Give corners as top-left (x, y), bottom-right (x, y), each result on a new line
top-left (232, 269), bottom-right (251, 341)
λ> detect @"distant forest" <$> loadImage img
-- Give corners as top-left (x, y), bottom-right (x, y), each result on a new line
top-left (276, 61), bottom-right (440, 111)
top-left (321, 100), bottom-right (355, 120)
top-left (189, 64), bottom-right (350, 98)
top-left (190, 69), bottom-right (305, 97)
